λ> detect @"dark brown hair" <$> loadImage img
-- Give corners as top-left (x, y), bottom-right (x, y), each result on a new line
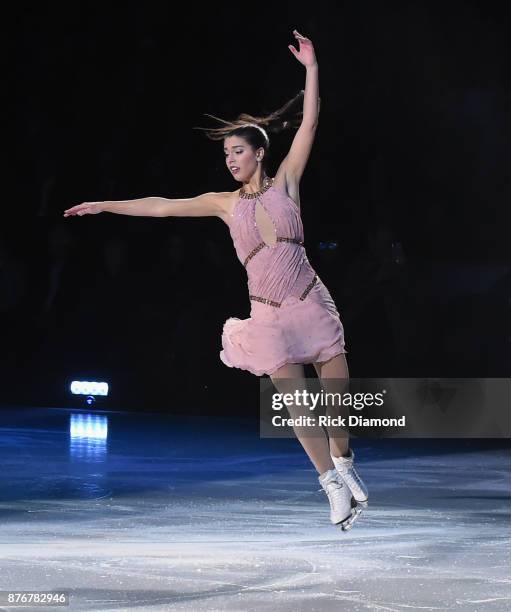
top-left (193, 90), bottom-right (319, 169)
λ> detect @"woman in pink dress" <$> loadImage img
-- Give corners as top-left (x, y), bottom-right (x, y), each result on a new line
top-left (64, 30), bottom-right (368, 531)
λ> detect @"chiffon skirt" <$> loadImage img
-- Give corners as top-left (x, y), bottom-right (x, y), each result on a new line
top-left (220, 277), bottom-right (348, 377)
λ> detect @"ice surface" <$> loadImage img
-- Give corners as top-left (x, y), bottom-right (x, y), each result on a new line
top-left (0, 407), bottom-right (510, 611)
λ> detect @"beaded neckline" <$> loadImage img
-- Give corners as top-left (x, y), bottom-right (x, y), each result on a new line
top-left (238, 176), bottom-right (274, 199)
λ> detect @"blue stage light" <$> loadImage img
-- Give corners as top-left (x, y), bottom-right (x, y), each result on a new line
top-left (318, 241), bottom-right (338, 251)
top-left (70, 380), bottom-right (109, 396)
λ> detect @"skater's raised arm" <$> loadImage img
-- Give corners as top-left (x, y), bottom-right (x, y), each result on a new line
top-left (63, 192), bottom-right (230, 219)
top-left (279, 30), bottom-right (319, 184)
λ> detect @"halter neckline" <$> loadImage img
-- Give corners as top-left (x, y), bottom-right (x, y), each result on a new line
top-left (238, 176), bottom-right (274, 199)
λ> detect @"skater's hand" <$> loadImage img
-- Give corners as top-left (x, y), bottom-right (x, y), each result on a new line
top-left (63, 202), bottom-right (103, 217)
top-left (288, 29), bottom-right (317, 68)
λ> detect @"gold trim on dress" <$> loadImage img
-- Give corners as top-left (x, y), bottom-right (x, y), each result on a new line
top-left (249, 274), bottom-right (318, 308)
top-left (299, 274), bottom-right (318, 300)
top-left (239, 176), bottom-right (274, 199)
top-left (243, 237), bottom-right (304, 267)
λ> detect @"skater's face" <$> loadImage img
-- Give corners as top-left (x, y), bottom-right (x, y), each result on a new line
top-left (224, 136), bottom-right (264, 182)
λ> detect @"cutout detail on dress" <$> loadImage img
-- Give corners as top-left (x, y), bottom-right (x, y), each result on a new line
top-left (254, 198), bottom-right (277, 247)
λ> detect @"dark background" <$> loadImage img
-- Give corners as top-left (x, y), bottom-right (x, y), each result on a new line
top-left (2, 1), bottom-right (510, 414)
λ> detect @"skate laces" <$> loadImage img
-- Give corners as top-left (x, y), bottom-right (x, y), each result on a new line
top-left (336, 458), bottom-right (364, 488)
top-left (347, 465), bottom-right (363, 487)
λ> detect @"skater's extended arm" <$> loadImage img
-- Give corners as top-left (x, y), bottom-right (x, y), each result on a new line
top-left (63, 192), bottom-right (229, 218)
top-left (280, 30), bottom-right (319, 183)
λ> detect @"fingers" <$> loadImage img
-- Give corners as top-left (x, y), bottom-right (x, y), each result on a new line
top-left (293, 29), bottom-right (308, 40)
top-left (63, 203), bottom-right (88, 217)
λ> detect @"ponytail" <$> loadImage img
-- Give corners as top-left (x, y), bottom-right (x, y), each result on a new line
top-left (193, 90), bottom-right (316, 141)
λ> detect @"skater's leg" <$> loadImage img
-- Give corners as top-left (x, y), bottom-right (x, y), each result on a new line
top-left (270, 362), bottom-right (335, 475)
top-left (315, 353), bottom-right (369, 507)
top-left (313, 354), bottom-right (350, 458)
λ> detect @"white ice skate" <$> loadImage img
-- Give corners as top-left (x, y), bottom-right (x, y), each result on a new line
top-left (330, 448), bottom-right (369, 507)
top-left (318, 468), bottom-right (363, 531)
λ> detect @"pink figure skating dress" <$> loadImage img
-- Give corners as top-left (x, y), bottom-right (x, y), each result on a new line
top-left (220, 176), bottom-right (348, 377)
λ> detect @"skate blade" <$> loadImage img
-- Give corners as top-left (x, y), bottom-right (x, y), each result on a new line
top-left (338, 505), bottom-right (363, 531)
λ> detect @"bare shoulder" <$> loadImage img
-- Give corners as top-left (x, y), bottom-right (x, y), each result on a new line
top-left (214, 189), bottom-right (241, 225)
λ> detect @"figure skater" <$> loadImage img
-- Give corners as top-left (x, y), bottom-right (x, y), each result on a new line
top-left (63, 29), bottom-right (368, 531)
